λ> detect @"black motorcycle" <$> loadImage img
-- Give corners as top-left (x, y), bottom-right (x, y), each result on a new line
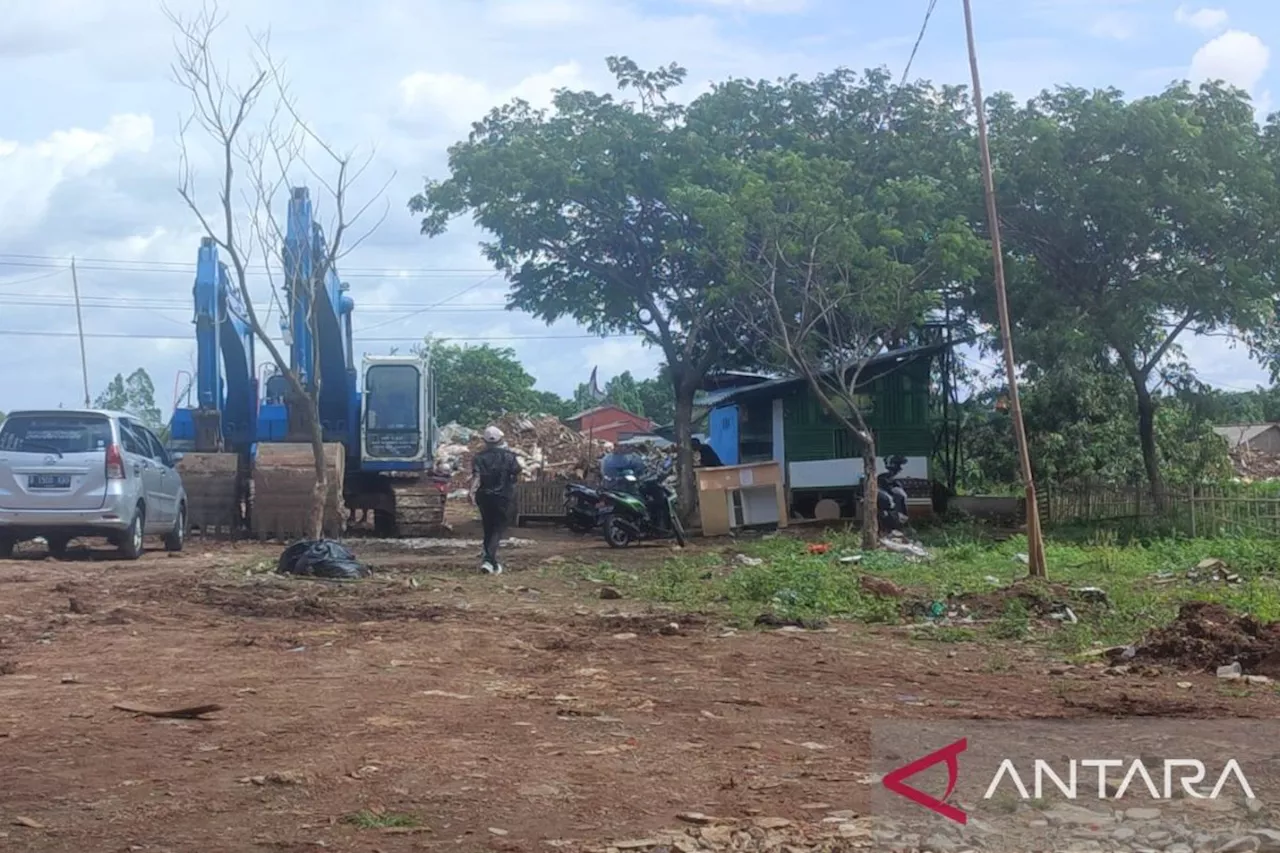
top-left (876, 455), bottom-right (911, 533)
top-left (597, 459), bottom-right (686, 548)
top-left (564, 482), bottom-right (603, 533)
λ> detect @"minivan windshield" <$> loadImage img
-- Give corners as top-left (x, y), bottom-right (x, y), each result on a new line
top-left (0, 414), bottom-right (113, 454)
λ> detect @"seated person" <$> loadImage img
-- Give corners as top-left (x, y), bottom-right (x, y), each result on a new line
top-left (600, 448), bottom-right (645, 488)
top-left (691, 437), bottom-right (723, 468)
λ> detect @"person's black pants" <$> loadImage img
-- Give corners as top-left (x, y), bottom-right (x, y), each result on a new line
top-left (476, 492), bottom-right (511, 566)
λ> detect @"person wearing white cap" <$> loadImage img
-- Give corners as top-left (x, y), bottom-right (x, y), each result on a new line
top-left (469, 425), bottom-right (521, 574)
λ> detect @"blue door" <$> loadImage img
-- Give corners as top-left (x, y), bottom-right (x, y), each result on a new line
top-left (708, 405), bottom-right (739, 465)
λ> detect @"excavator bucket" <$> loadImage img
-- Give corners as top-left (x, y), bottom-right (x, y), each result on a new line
top-left (176, 453), bottom-right (245, 538)
top-left (252, 442), bottom-right (346, 540)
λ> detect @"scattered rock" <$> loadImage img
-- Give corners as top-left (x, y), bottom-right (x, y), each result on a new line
top-left (599, 587), bottom-right (623, 600)
top-left (12, 817), bottom-right (42, 829)
top-left (1125, 807), bottom-right (1162, 821)
top-left (1216, 838), bottom-right (1260, 853)
top-left (488, 827), bottom-right (509, 836)
top-left (612, 633), bottom-right (638, 641)
top-left (700, 826), bottom-right (733, 846)
top-left (676, 813), bottom-right (717, 826)
top-left (1252, 829), bottom-right (1280, 852)
top-left (752, 818), bottom-right (792, 830)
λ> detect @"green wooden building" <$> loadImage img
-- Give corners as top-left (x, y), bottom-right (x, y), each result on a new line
top-left (696, 342), bottom-right (946, 519)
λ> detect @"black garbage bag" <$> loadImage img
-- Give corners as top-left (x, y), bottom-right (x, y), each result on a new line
top-left (276, 539), bottom-right (371, 580)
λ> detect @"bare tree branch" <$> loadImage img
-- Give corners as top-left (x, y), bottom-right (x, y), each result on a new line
top-left (166, 0), bottom-right (392, 538)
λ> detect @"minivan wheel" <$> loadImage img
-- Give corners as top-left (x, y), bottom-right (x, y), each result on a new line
top-left (164, 504), bottom-right (186, 553)
top-left (0, 538), bottom-right (13, 559)
top-left (118, 506), bottom-right (145, 560)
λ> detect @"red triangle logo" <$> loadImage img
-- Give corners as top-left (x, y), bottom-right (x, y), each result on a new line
top-left (881, 737), bottom-right (968, 824)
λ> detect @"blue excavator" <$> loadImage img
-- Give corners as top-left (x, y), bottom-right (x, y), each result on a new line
top-left (167, 186), bottom-right (446, 539)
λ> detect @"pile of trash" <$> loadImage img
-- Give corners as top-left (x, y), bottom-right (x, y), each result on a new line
top-left (1148, 557), bottom-right (1242, 587)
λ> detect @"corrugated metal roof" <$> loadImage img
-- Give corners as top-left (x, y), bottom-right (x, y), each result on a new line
top-left (1212, 423), bottom-right (1280, 447)
top-left (693, 342), bottom-right (950, 409)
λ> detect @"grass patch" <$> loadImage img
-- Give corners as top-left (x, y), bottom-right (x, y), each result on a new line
top-left (598, 523), bottom-right (1280, 647)
top-left (342, 810), bottom-right (421, 829)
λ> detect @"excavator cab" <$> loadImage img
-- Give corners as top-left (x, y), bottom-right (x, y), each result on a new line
top-left (360, 354), bottom-right (433, 466)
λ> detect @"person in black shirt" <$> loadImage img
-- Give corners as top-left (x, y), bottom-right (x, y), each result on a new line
top-left (691, 437), bottom-right (723, 468)
top-left (469, 425), bottom-right (522, 574)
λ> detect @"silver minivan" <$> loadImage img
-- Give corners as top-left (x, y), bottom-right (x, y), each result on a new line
top-left (0, 409), bottom-right (187, 559)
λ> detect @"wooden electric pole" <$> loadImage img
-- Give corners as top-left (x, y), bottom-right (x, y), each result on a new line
top-left (961, 0), bottom-right (1047, 577)
top-left (70, 257), bottom-right (91, 409)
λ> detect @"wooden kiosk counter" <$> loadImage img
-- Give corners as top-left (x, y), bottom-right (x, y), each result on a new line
top-left (694, 461), bottom-right (788, 537)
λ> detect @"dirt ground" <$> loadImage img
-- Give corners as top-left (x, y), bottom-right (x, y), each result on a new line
top-left (1, 512), bottom-right (1277, 853)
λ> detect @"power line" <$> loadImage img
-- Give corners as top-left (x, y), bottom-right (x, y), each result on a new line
top-left (0, 295), bottom-right (512, 313)
top-left (0, 329), bottom-right (641, 343)
top-left (0, 266), bottom-right (68, 289)
top-left (0, 255), bottom-right (496, 278)
top-left (899, 0), bottom-right (940, 88)
top-left (354, 273), bottom-right (504, 334)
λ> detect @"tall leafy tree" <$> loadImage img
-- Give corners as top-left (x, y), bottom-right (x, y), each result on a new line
top-left (425, 341), bottom-right (567, 425)
top-left (95, 368), bottom-right (162, 428)
top-left (959, 367), bottom-right (1231, 490)
top-left (409, 57), bottom-right (741, 507)
top-left (984, 81), bottom-right (1278, 505)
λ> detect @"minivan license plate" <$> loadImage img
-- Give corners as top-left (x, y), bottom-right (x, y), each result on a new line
top-left (29, 474), bottom-right (71, 489)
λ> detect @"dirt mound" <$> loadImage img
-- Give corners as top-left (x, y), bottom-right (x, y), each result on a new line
top-left (902, 579), bottom-right (1084, 621)
top-left (1133, 601), bottom-right (1280, 675)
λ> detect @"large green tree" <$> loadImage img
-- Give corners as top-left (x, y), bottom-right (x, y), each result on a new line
top-left (426, 341), bottom-right (568, 425)
top-left (95, 368), bottom-right (162, 428)
top-left (984, 81), bottom-right (1278, 505)
top-left (410, 57), bottom-right (742, 508)
top-left (959, 366), bottom-right (1231, 490)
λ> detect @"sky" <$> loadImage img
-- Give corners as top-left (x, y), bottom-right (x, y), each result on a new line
top-left (1, 0), bottom-right (1277, 416)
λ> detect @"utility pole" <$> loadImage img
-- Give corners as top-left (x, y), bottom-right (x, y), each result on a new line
top-left (961, 0), bottom-right (1047, 578)
top-left (70, 257), bottom-right (91, 409)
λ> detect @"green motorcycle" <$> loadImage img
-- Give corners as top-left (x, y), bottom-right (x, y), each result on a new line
top-left (597, 460), bottom-right (686, 548)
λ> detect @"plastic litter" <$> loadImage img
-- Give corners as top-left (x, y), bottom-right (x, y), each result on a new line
top-left (276, 539), bottom-right (371, 580)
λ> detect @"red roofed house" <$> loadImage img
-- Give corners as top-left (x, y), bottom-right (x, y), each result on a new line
top-left (567, 405), bottom-right (654, 445)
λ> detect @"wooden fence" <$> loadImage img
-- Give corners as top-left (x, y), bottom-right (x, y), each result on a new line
top-left (1038, 482), bottom-right (1280, 538)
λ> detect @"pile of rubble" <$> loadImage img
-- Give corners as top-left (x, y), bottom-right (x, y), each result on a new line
top-left (1228, 445), bottom-right (1280, 480)
top-left (434, 414), bottom-right (608, 487)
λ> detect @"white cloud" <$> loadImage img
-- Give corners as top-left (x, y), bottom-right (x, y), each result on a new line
top-left (1190, 30), bottom-right (1271, 93)
top-left (1174, 5), bottom-right (1229, 33)
top-left (1090, 13), bottom-right (1136, 40)
top-left (0, 114), bottom-right (153, 235)
top-left (682, 0), bottom-right (808, 11)
top-left (486, 0), bottom-right (590, 28)
top-left (399, 62), bottom-right (588, 128)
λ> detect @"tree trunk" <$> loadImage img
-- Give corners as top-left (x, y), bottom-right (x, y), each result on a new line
top-left (1133, 380), bottom-right (1166, 511)
top-left (860, 436), bottom-right (879, 550)
top-left (672, 388), bottom-right (697, 521)
top-left (306, 403), bottom-right (327, 539)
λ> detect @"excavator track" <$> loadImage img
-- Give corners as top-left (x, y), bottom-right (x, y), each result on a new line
top-left (175, 452), bottom-right (244, 537)
top-left (386, 478), bottom-right (448, 537)
top-left (252, 442), bottom-right (346, 540)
